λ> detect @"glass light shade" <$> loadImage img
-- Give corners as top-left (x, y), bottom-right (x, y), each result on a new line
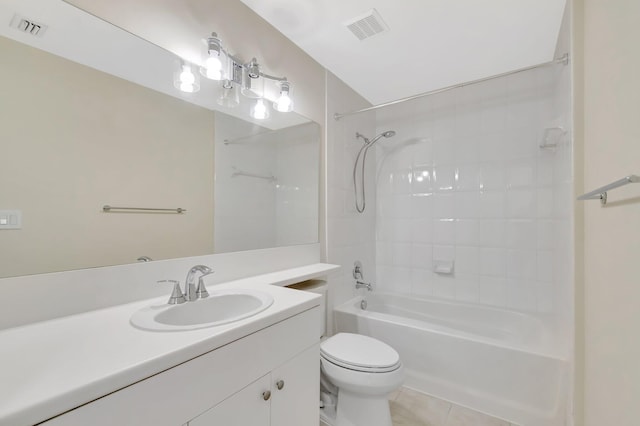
top-left (250, 98), bottom-right (270, 120)
top-left (217, 81), bottom-right (240, 108)
top-left (173, 63), bottom-right (200, 93)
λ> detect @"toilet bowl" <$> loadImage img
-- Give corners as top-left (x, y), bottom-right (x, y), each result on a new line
top-left (319, 333), bottom-right (404, 426)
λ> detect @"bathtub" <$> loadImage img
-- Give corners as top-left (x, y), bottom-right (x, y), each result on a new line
top-left (334, 293), bottom-right (568, 426)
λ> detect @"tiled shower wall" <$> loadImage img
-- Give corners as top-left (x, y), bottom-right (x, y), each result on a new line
top-left (326, 71), bottom-right (376, 334)
top-left (374, 64), bottom-right (572, 322)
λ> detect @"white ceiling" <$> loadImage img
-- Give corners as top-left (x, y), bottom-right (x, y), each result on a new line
top-left (239, 0), bottom-right (567, 105)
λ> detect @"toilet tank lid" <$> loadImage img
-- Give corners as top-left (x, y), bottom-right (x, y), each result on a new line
top-left (320, 333), bottom-right (400, 369)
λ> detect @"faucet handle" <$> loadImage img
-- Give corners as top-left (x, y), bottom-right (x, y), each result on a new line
top-left (353, 261), bottom-right (364, 280)
top-left (158, 280), bottom-right (186, 305)
top-left (195, 271), bottom-right (215, 299)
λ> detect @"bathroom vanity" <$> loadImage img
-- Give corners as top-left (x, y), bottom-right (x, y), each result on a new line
top-left (0, 265), bottom-right (336, 426)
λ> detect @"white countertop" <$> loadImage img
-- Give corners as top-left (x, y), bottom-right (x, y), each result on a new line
top-left (0, 263), bottom-right (339, 426)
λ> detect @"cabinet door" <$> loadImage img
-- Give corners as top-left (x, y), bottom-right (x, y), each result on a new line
top-left (270, 344), bottom-right (320, 426)
top-left (188, 374), bottom-right (271, 426)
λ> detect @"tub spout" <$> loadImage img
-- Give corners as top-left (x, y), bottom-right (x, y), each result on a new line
top-left (355, 281), bottom-right (372, 291)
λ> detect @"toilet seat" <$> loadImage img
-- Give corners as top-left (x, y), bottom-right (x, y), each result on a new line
top-left (320, 333), bottom-right (401, 373)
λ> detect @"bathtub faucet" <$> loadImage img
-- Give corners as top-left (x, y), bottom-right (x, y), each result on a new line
top-left (355, 281), bottom-right (372, 291)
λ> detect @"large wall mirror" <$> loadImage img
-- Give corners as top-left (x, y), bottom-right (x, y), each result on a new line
top-left (0, 0), bottom-right (320, 278)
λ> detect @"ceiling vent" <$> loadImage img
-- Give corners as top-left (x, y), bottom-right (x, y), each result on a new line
top-left (9, 14), bottom-right (48, 37)
top-left (344, 9), bottom-right (389, 41)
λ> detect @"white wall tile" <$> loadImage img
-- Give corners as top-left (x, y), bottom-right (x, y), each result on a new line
top-left (434, 219), bottom-right (456, 245)
top-left (392, 219), bottom-right (413, 242)
top-left (507, 160), bottom-right (536, 188)
top-left (411, 268), bottom-right (434, 296)
top-left (433, 165), bottom-right (457, 191)
top-left (480, 248), bottom-right (507, 277)
top-left (479, 276), bottom-right (508, 306)
top-left (507, 283), bottom-right (538, 311)
top-left (412, 218), bottom-right (433, 244)
top-left (506, 189), bottom-right (536, 218)
top-left (456, 164), bottom-right (482, 191)
top-left (412, 166), bottom-right (433, 195)
top-left (536, 188), bottom-right (554, 218)
top-left (456, 219), bottom-right (479, 246)
top-left (454, 192), bottom-right (480, 219)
top-left (432, 275), bottom-right (456, 299)
top-left (478, 191), bottom-right (505, 218)
top-left (412, 194), bottom-right (434, 219)
top-left (506, 249), bottom-right (537, 280)
top-left (480, 164), bottom-right (506, 190)
top-left (455, 275), bottom-right (480, 303)
top-left (433, 137), bottom-right (456, 163)
top-left (536, 250), bottom-right (554, 283)
top-left (506, 219), bottom-right (537, 249)
top-left (455, 246), bottom-right (479, 275)
top-left (411, 244), bottom-right (434, 269)
top-left (433, 193), bottom-right (456, 218)
top-left (392, 243), bottom-right (414, 267)
top-left (479, 220), bottom-right (506, 247)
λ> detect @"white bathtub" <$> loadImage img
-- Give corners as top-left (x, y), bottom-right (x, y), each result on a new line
top-left (334, 293), bottom-right (568, 426)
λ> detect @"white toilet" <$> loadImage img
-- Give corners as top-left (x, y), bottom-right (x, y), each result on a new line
top-left (319, 332), bottom-right (404, 426)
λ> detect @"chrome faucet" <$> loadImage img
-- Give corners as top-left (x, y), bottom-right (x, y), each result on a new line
top-left (355, 281), bottom-right (372, 291)
top-left (184, 265), bottom-right (214, 301)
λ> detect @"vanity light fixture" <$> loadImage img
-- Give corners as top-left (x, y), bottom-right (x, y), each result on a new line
top-left (175, 31), bottom-right (294, 118)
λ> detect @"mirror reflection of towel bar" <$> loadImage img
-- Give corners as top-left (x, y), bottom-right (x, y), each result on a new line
top-left (102, 205), bottom-right (186, 213)
top-left (231, 166), bottom-right (277, 183)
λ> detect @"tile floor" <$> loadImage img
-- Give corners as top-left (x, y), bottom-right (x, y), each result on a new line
top-left (388, 387), bottom-right (518, 426)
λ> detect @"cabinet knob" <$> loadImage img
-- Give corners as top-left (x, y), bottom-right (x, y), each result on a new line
top-left (262, 390), bottom-right (271, 401)
top-left (276, 380), bottom-right (285, 390)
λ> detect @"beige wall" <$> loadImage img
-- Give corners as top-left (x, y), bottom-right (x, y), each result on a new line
top-left (0, 36), bottom-right (215, 277)
top-left (577, 1), bottom-right (640, 424)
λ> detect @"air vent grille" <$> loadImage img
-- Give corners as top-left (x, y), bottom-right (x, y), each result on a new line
top-left (9, 14), bottom-right (48, 37)
top-left (344, 9), bottom-right (389, 41)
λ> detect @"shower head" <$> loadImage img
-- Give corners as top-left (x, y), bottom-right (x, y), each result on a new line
top-left (368, 130), bottom-right (396, 145)
top-left (355, 130), bottom-right (396, 146)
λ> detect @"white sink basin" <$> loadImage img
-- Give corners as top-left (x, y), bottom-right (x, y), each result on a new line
top-left (131, 289), bottom-right (274, 332)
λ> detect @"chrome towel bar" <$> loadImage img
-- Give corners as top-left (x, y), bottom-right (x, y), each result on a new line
top-left (103, 205), bottom-right (186, 213)
top-left (577, 175), bottom-right (639, 205)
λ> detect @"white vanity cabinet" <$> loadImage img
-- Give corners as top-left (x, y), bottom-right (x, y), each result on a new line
top-left (188, 344), bottom-right (319, 426)
top-left (40, 307), bottom-right (320, 426)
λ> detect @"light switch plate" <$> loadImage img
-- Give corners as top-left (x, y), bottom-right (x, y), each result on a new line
top-left (0, 210), bottom-right (22, 229)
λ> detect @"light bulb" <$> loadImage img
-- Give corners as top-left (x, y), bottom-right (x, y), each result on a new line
top-left (179, 65), bottom-right (195, 85)
top-left (273, 81), bottom-right (293, 112)
top-left (251, 99), bottom-right (269, 120)
top-left (204, 55), bottom-right (223, 80)
top-left (274, 93), bottom-right (293, 112)
top-left (174, 61), bottom-right (200, 93)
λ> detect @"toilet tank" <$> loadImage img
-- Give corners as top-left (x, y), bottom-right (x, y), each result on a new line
top-left (287, 280), bottom-right (327, 337)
